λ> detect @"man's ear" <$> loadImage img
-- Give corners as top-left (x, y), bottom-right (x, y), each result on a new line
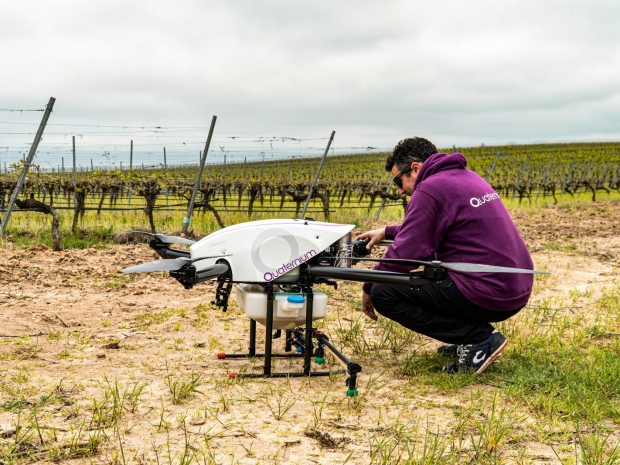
top-left (410, 161), bottom-right (422, 172)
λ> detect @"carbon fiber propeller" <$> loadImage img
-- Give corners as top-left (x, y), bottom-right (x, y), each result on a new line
top-left (121, 254), bottom-right (230, 274)
top-left (135, 231), bottom-right (196, 245)
top-left (352, 257), bottom-right (550, 274)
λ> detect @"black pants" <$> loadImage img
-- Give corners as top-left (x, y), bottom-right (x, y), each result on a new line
top-left (369, 277), bottom-right (522, 345)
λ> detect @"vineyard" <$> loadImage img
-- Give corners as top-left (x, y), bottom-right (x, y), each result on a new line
top-left (1, 141), bottom-right (620, 249)
top-left (3, 112), bottom-right (620, 462)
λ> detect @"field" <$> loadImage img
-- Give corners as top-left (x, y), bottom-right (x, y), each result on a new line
top-left (2, 142), bottom-right (620, 248)
top-left (1, 142), bottom-right (620, 464)
top-left (1, 196), bottom-right (620, 463)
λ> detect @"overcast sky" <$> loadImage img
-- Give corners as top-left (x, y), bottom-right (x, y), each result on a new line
top-left (1, 0), bottom-right (619, 168)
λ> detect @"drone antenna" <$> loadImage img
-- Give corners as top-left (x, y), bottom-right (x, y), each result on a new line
top-left (301, 130), bottom-right (335, 219)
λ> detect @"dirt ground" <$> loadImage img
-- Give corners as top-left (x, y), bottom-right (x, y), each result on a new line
top-left (1, 201), bottom-right (619, 464)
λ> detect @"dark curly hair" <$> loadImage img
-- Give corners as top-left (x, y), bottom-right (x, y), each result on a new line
top-left (385, 137), bottom-right (438, 172)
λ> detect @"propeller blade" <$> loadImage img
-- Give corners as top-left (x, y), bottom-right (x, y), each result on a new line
top-left (122, 258), bottom-right (190, 273)
top-left (441, 262), bottom-right (550, 274)
top-left (154, 234), bottom-right (195, 245)
top-left (132, 231), bottom-right (196, 245)
top-left (353, 257), bottom-right (549, 275)
top-left (121, 254), bottom-right (231, 274)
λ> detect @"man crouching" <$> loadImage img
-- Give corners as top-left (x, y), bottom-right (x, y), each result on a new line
top-left (357, 137), bottom-right (533, 374)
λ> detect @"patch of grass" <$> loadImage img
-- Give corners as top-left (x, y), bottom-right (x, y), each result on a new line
top-left (133, 309), bottom-right (176, 327)
top-left (165, 365), bottom-right (204, 404)
top-left (554, 427), bottom-right (620, 465)
top-left (104, 274), bottom-right (134, 289)
top-left (368, 421), bottom-right (455, 465)
top-left (69, 331), bottom-right (91, 345)
top-left (5, 226), bottom-right (116, 249)
top-left (402, 321), bottom-right (620, 424)
top-left (99, 317), bottom-right (114, 327)
top-left (258, 386), bottom-right (299, 421)
top-left (496, 339), bottom-right (620, 423)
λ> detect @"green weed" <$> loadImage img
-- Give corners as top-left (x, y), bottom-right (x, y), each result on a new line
top-left (165, 365), bottom-right (204, 404)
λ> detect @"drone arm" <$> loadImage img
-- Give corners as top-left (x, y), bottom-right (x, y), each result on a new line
top-left (170, 263), bottom-right (230, 289)
top-left (195, 264), bottom-right (230, 283)
top-left (306, 266), bottom-right (438, 287)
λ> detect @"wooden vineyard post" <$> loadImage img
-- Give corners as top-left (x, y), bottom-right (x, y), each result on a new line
top-left (163, 147), bottom-right (169, 205)
top-left (183, 115), bottom-right (217, 234)
top-left (72, 136), bottom-right (77, 211)
top-left (486, 151), bottom-right (501, 183)
top-left (222, 153), bottom-right (227, 211)
top-left (301, 130), bottom-right (335, 219)
top-left (128, 140), bottom-right (133, 204)
top-left (1, 96), bottom-right (55, 238)
top-left (223, 153), bottom-right (227, 182)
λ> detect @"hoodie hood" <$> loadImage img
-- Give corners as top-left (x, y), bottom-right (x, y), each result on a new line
top-left (414, 152), bottom-right (467, 191)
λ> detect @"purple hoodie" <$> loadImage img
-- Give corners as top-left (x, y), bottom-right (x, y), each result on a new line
top-left (363, 152), bottom-right (533, 311)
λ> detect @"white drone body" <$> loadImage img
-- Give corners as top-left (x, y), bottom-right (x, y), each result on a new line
top-left (189, 219), bottom-right (354, 283)
top-left (188, 219), bottom-right (354, 329)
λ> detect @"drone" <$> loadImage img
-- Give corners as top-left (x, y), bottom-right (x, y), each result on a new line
top-left (122, 219), bottom-right (548, 396)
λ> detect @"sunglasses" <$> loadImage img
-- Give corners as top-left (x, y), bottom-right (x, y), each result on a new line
top-left (392, 166), bottom-right (412, 189)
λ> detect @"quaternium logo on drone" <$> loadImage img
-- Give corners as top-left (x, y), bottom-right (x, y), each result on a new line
top-left (250, 228), bottom-right (317, 282)
top-left (262, 250), bottom-right (317, 282)
top-left (470, 192), bottom-right (500, 208)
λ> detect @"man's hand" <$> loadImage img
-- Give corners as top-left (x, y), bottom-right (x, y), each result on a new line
top-left (355, 227), bottom-right (386, 250)
top-left (362, 292), bottom-right (378, 321)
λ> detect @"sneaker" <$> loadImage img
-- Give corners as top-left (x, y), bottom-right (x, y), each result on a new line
top-left (445, 330), bottom-right (507, 374)
top-left (437, 344), bottom-right (458, 357)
